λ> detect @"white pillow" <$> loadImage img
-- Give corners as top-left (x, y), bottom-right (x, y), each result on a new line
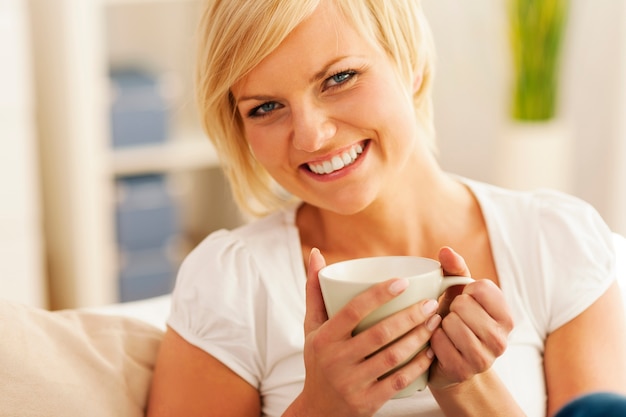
top-left (84, 295), bottom-right (171, 331)
top-left (0, 300), bottom-right (164, 417)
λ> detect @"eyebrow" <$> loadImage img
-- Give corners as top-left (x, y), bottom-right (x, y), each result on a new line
top-left (236, 55), bottom-right (356, 103)
top-left (309, 56), bottom-right (350, 83)
top-left (236, 94), bottom-right (276, 104)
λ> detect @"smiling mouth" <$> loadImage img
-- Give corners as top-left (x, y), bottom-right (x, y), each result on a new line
top-left (306, 141), bottom-right (368, 175)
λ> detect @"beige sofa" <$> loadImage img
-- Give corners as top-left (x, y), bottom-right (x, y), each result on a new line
top-left (0, 298), bottom-right (164, 417)
top-left (1, 234), bottom-right (625, 417)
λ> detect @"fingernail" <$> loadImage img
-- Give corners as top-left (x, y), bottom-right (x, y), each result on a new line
top-left (426, 314), bottom-right (442, 331)
top-left (308, 247), bottom-right (320, 262)
top-left (388, 278), bottom-right (409, 295)
top-left (422, 299), bottom-right (438, 315)
top-left (426, 348), bottom-right (435, 359)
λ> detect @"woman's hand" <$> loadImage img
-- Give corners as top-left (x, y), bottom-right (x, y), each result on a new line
top-left (428, 247), bottom-right (514, 390)
top-left (284, 249), bottom-right (439, 417)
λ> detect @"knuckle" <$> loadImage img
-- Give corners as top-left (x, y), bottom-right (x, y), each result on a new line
top-left (342, 302), bottom-right (363, 324)
top-left (310, 332), bottom-right (327, 353)
top-left (441, 311), bottom-right (460, 332)
top-left (448, 293), bottom-right (470, 313)
top-left (491, 330), bottom-right (508, 356)
top-left (382, 347), bottom-right (404, 369)
top-left (471, 279), bottom-right (491, 295)
top-left (502, 316), bottom-right (515, 333)
top-left (471, 353), bottom-right (491, 373)
top-left (473, 279), bottom-right (496, 295)
top-left (390, 371), bottom-right (412, 391)
top-left (405, 304), bottom-right (424, 327)
top-left (458, 366), bottom-right (474, 381)
top-left (369, 324), bottom-right (394, 346)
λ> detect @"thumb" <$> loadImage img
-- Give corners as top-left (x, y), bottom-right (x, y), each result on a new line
top-left (439, 246), bottom-right (471, 277)
top-left (438, 246), bottom-right (471, 316)
top-left (304, 248), bottom-right (328, 334)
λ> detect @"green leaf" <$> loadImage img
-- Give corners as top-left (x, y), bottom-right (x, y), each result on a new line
top-left (508, 0), bottom-right (569, 121)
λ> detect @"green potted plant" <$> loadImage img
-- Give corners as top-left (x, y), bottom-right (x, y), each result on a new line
top-left (496, 0), bottom-right (573, 193)
top-left (508, 0), bottom-right (569, 121)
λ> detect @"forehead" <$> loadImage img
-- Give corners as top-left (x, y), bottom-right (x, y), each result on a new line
top-left (232, 1), bottom-right (381, 96)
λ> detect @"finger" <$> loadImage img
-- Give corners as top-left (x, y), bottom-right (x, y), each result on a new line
top-left (461, 280), bottom-right (514, 333)
top-left (375, 344), bottom-right (435, 398)
top-left (304, 248), bottom-right (328, 334)
top-left (438, 247), bottom-right (471, 315)
top-left (353, 300), bottom-right (440, 360)
top-left (440, 307), bottom-right (494, 374)
top-left (326, 277), bottom-right (409, 340)
top-left (445, 282), bottom-right (512, 357)
top-left (448, 292), bottom-right (498, 349)
top-left (430, 327), bottom-right (471, 381)
top-left (353, 299), bottom-right (439, 367)
top-left (438, 246), bottom-right (471, 277)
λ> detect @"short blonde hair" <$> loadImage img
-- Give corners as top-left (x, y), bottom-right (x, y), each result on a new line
top-left (195, 0), bottom-right (436, 217)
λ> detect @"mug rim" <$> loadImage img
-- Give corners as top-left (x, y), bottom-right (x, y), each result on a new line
top-left (318, 255), bottom-right (441, 284)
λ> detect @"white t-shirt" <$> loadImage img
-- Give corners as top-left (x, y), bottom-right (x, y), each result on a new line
top-left (168, 178), bottom-right (616, 417)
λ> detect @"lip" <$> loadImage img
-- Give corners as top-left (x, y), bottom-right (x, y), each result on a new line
top-left (300, 139), bottom-right (370, 181)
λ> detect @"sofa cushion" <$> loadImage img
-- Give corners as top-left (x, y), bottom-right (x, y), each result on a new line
top-left (0, 300), bottom-right (164, 417)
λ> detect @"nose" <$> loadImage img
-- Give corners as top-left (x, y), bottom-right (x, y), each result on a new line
top-left (291, 100), bottom-right (337, 152)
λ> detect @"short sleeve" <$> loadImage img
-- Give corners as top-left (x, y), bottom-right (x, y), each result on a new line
top-left (536, 191), bottom-right (617, 333)
top-left (615, 233), bottom-right (626, 279)
top-left (167, 230), bottom-right (265, 388)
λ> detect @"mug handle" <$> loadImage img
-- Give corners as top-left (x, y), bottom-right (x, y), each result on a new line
top-left (439, 275), bottom-right (474, 293)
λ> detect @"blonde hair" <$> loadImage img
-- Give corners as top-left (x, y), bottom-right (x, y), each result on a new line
top-left (195, 0), bottom-right (436, 217)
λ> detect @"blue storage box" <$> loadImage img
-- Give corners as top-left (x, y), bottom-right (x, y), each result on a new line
top-left (109, 69), bottom-right (169, 148)
top-left (114, 174), bottom-right (182, 301)
top-left (118, 246), bottom-right (177, 302)
top-left (115, 174), bottom-right (179, 251)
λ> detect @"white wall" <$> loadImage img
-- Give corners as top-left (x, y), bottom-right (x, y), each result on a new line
top-left (423, 0), bottom-right (508, 183)
top-left (424, 0), bottom-right (626, 236)
top-left (0, 0), bottom-right (47, 307)
top-left (609, 1), bottom-right (626, 235)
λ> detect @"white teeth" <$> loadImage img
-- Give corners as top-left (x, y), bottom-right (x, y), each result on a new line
top-left (331, 156), bottom-right (343, 170)
top-left (308, 143), bottom-right (365, 175)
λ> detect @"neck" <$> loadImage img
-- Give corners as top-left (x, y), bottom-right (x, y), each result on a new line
top-left (298, 165), bottom-right (476, 264)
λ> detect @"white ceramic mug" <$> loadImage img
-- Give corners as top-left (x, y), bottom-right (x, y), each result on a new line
top-left (318, 256), bottom-right (473, 398)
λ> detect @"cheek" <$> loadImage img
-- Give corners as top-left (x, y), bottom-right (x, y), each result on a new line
top-left (356, 79), bottom-right (414, 125)
top-left (244, 126), bottom-right (287, 170)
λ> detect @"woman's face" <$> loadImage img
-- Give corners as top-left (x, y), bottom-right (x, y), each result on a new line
top-left (232, 1), bottom-right (422, 215)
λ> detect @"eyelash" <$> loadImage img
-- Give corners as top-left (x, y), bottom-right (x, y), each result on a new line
top-left (246, 68), bottom-right (359, 119)
top-left (324, 68), bottom-right (358, 90)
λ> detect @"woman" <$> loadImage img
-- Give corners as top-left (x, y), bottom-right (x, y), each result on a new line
top-left (147, 1), bottom-right (626, 416)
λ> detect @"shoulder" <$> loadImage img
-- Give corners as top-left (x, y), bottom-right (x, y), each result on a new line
top-left (176, 206), bottom-right (299, 291)
top-left (463, 178), bottom-right (616, 332)
top-left (464, 178), bottom-right (611, 245)
top-left (166, 206), bottom-right (303, 356)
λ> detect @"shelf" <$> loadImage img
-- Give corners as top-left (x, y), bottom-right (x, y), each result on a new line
top-left (27, 0), bottom-right (236, 309)
top-left (110, 137), bottom-right (219, 176)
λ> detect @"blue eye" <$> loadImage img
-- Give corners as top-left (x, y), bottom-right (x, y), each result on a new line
top-left (332, 72), bottom-right (351, 83)
top-left (259, 102), bottom-right (276, 113)
top-left (325, 70), bottom-right (356, 89)
top-left (249, 101), bottom-right (280, 118)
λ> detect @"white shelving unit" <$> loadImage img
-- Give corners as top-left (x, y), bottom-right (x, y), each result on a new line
top-left (29, 0), bottom-right (223, 309)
